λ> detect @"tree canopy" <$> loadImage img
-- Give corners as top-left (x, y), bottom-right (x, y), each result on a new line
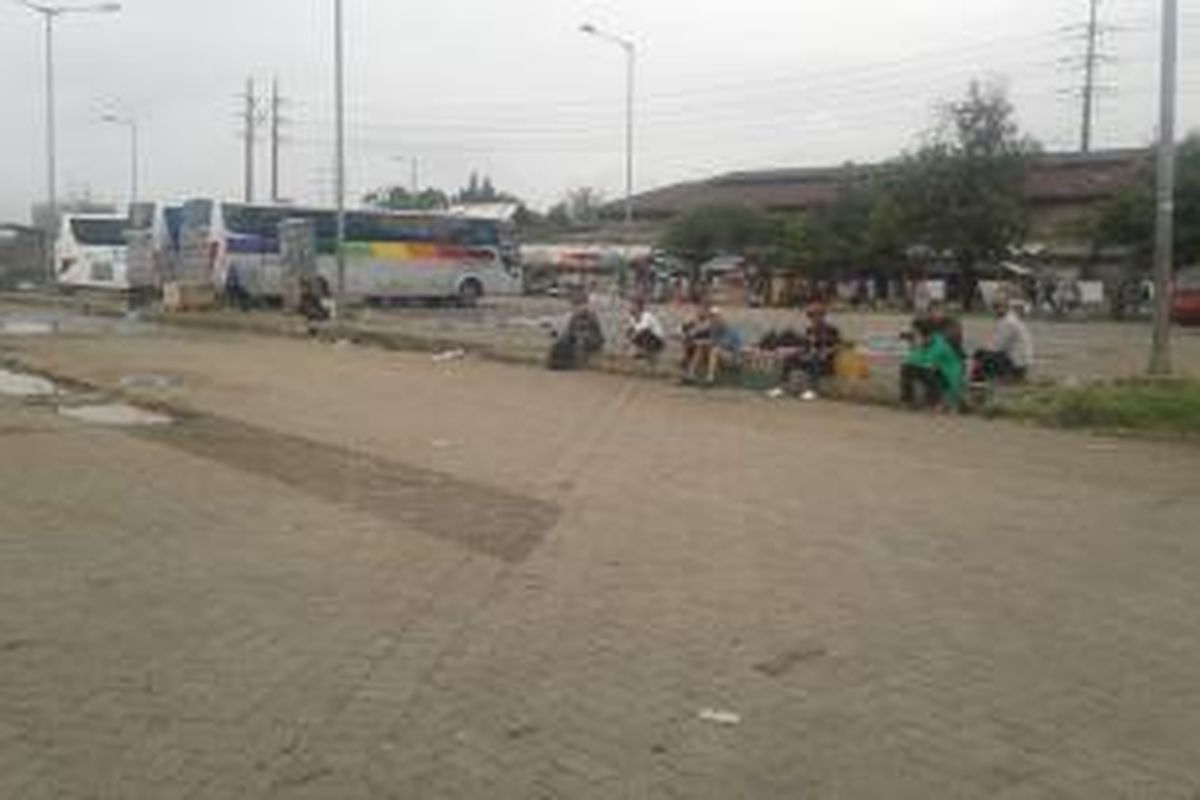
top-left (1090, 133), bottom-right (1200, 271)
top-left (661, 203), bottom-right (778, 261)
top-left (887, 82), bottom-right (1039, 280)
top-left (362, 186), bottom-right (449, 211)
top-left (658, 82), bottom-right (1038, 301)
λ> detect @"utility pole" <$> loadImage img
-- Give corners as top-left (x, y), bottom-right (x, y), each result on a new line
top-left (242, 77), bottom-right (256, 203)
top-left (1080, 0), bottom-right (1100, 152)
top-left (1149, 0), bottom-right (1178, 376)
top-left (270, 78), bottom-right (285, 203)
top-left (333, 0), bottom-right (347, 314)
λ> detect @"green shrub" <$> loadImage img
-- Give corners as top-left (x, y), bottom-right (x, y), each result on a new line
top-left (1004, 380), bottom-right (1200, 434)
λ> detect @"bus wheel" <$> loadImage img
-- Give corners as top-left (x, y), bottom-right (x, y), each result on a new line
top-left (457, 278), bottom-right (483, 307)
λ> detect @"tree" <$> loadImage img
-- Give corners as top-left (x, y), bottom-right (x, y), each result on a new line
top-left (1090, 133), bottom-right (1200, 271)
top-left (888, 81), bottom-right (1039, 307)
top-left (453, 171), bottom-right (518, 204)
top-left (363, 186), bottom-right (449, 211)
top-left (660, 203), bottom-right (778, 261)
top-left (771, 172), bottom-right (904, 277)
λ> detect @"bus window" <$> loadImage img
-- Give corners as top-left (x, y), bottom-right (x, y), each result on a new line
top-left (182, 199), bottom-right (213, 229)
top-left (435, 219), bottom-right (499, 247)
top-left (70, 217), bottom-right (127, 247)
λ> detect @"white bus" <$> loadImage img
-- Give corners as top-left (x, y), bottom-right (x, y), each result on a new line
top-left (56, 205), bottom-right (181, 293)
top-left (177, 200), bottom-right (522, 304)
top-left (56, 213), bottom-right (136, 290)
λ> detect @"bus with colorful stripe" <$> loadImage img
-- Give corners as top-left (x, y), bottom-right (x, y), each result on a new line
top-left (177, 200), bottom-right (521, 305)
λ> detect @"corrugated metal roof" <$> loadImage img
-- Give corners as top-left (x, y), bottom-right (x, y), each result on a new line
top-left (624, 148), bottom-right (1148, 217)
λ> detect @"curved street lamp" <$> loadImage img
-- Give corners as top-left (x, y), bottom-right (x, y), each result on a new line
top-left (580, 22), bottom-right (636, 228)
top-left (15, 0), bottom-right (122, 242)
top-left (100, 111), bottom-right (138, 205)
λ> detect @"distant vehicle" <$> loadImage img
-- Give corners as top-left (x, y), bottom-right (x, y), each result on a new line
top-left (55, 213), bottom-right (130, 290)
top-left (177, 200), bottom-right (522, 305)
top-left (125, 202), bottom-right (184, 290)
top-left (1172, 266), bottom-right (1200, 326)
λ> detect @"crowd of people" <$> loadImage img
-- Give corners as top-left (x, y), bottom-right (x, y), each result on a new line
top-left (546, 288), bottom-right (1035, 413)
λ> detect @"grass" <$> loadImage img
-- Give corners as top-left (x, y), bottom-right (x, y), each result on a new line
top-left (1001, 379), bottom-right (1200, 435)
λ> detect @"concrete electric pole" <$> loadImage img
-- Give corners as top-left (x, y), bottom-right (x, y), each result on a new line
top-left (270, 78), bottom-right (286, 203)
top-left (242, 78), bottom-right (256, 203)
top-left (1149, 0), bottom-right (1179, 376)
top-left (1080, 0), bottom-right (1101, 153)
top-left (333, 0), bottom-right (347, 315)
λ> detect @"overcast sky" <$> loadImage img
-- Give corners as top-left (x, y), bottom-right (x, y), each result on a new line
top-left (0, 0), bottom-right (1196, 221)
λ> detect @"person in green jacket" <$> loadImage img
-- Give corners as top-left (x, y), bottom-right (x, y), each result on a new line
top-left (901, 317), bottom-right (965, 410)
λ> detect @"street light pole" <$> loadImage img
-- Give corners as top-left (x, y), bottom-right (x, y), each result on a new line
top-left (333, 0), bottom-right (347, 318)
top-left (1149, 0), bottom-right (1178, 376)
top-left (581, 23), bottom-right (636, 229)
top-left (101, 113), bottom-right (138, 205)
top-left (43, 11), bottom-right (56, 233)
top-left (16, 1), bottom-right (122, 244)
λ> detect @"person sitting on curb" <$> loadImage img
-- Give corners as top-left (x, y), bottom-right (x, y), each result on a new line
top-left (547, 289), bottom-right (605, 371)
top-left (298, 274), bottom-right (332, 335)
top-left (972, 298), bottom-right (1033, 383)
top-left (925, 300), bottom-right (965, 361)
top-left (901, 316), bottom-right (965, 411)
top-left (780, 302), bottom-right (841, 401)
top-left (626, 296), bottom-right (666, 361)
top-left (681, 307), bottom-right (742, 386)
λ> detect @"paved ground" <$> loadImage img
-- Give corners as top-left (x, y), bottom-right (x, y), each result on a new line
top-left (3, 318), bottom-right (1200, 799)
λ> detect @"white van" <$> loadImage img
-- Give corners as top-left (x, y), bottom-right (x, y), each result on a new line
top-left (55, 213), bottom-right (130, 290)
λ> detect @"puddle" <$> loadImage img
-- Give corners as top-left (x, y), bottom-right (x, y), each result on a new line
top-left (0, 368), bottom-right (57, 398)
top-left (1, 320), bottom-right (55, 336)
top-left (59, 404), bottom-right (173, 427)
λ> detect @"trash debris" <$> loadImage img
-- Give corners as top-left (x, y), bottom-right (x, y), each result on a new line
top-left (0, 368), bottom-right (56, 398)
top-left (801, 390), bottom-right (818, 402)
top-left (1, 320), bottom-right (55, 336)
top-left (765, 387), bottom-right (786, 400)
top-left (432, 349), bottom-right (467, 363)
top-left (119, 373), bottom-right (182, 390)
top-left (59, 403), bottom-right (173, 427)
top-left (698, 708), bottom-right (741, 726)
top-left (754, 644), bottom-right (829, 678)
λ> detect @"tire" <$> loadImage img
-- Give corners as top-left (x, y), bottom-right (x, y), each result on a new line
top-left (457, 278), bottom-right (483, 308)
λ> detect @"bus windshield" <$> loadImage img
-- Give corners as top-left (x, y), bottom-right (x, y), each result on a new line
top-left (70, 218), bottom-right (127, 247)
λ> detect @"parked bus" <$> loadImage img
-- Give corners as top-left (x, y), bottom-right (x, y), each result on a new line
top-left (55, 213), bottom-right (130, 290)
top-left (56, 204), bottom-right (182, 293)
top-left (177, 200), bottom-right (521, 304)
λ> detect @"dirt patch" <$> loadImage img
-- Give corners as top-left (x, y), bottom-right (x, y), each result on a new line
top-left (133, 413), bottom-right (561, 563)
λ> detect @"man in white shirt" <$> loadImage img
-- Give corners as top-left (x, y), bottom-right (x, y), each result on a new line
top-left (626, 297), bottom-right (666, 360)
top-left (973, 299), bottom-right (1034, 381)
